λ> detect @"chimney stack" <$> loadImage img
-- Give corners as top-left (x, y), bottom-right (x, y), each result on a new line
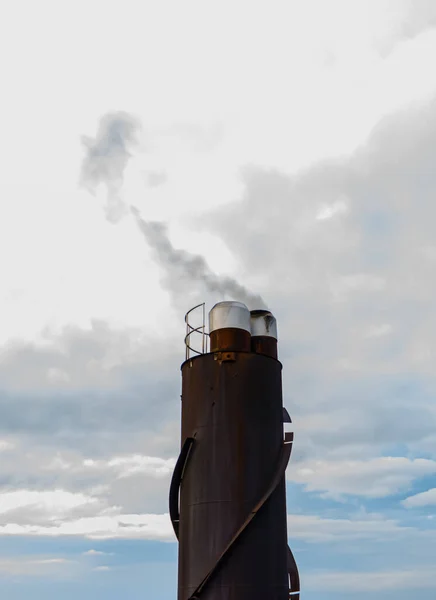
top-left (170, 301), bottom-right (300, 600)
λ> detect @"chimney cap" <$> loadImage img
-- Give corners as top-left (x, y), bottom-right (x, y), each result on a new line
top-left (209, 301), bottom-right (251, 334)
top-left (250, 309), bottom-right (278, 340)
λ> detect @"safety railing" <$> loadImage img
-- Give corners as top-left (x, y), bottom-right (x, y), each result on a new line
top-left (184, 303), bottom-right (209, 360)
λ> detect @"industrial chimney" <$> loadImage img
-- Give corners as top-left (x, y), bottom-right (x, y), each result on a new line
top-left (170, 301), bottom-right (300, 600)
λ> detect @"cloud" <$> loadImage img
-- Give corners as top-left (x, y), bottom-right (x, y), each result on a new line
top-left (201, 94), bottom-right (436, 362)
top-left (0, 509), bottom-right (421, 544)
top-left (364, 323), bottom-right (393, 338)
top-left (287, 512), bottom-right (416, 543)
top-left (316, 198), bottom-right (348, 221)
top-left (306, 566), bottom-right (436, 592)
top-left (0, 513), bottom-right (174, 541)
top-left (80, 113), bottom-right (266, 309)
top-left (397, 1), bottom-right (436, 43)
top-left (0, 321), bottom-right (181, 459)
top-left (0, 437), bottom-right (179, 514)
top-left (83, 549), bottom-right (110, 556)
top-left (0, 556), bottom-right (75, 577)
top-left (0, 442), bottom-right (177, 541)
top-left (147, 171), bottom-right (168, 188)
top-left (131, 207), bottom-right (266, 309)
top-left (288, 457), bottom-right (436, 498)
top-left (0, 490), bottom-right (104, 528)
top-left (303, 566), bottom-right (436, 593)
top-left (402, 488), bottom-right (436, 508)
top-left (86, 454), bottom-right (176, 479)
top-left (2, 95), bottom-right (436, 552)
top-left (197, 94), bottom-right (436, 467)
top-left (0, 319), bottom-right (178, 391)
top-left (3, 38), bottom-right (436, 574)
top-left (73, 453), bottom-right (176, 513)
top-left (5, 7), bottom-right (436, 598)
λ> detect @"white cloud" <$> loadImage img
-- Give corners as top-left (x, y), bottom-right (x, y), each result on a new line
top-left (364, 323), bottom-right (393, 337)
top-left (287, 512), bottom-right (423, 544)
top-left (105, 455), bottom-right (176, 478)
top-left (306, 566), bottom-right (436, 591)
top-left (0, 490), bottom-right (99, 519)
top-left (316, 198), bottom-right (348, 221)
top-left (0, 510), bottom-right (415, 544)
top-left (0, 7), bottom-right (436, 592)
top-left (0, 507), bottom-right (431, 545)
top-left (288, 457), bottom-right (436, 498)
top-left (0, 433), bottom-right (179, 515)
top-left (83, 549), bottom-right (110, 556)
top-left (1, 1), bottom-right (436, 345)
top-left (79, 454), bottom-right (176, 479)
top-left (402, 488), bottom-right (436, 508)
top-left (0, 556), bottom-right (74, 577)
top-left (47, 368), bottom-right (71, 384)
top-left (0, 513), bottom-right (174, 541)
top-left (330, 273), bottom-right (386, 301)
top-left (0, 440), bottom-right (14, 452)
top-left (0, 455), bottom-right (176, 542)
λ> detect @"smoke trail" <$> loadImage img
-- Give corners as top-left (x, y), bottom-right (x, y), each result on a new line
top-left (80, 113), bottom-right (267, 309)
top-left (80, 111), bottom-right (140, 223)
top-left (130, 207), bottom-right (267, 309)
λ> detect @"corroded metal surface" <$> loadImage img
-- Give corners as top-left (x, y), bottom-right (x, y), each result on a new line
top-left (187, 427), bottom-right (293, 599)
top-left (251, 335), bottom-right (278, 359)
top-left (209, 328), bottom-right (251, 353)
top-left (178, 352), bottom-right (291, 600)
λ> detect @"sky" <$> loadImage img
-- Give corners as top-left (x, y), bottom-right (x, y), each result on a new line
top-left (1, 0), bottom-right (436, 598)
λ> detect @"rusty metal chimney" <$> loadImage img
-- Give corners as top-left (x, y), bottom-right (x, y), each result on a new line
top-left (170, 301), bottom-right (300, 600)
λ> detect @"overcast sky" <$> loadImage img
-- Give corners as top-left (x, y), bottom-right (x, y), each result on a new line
top-left (1, 1), bottom-right (436, 598)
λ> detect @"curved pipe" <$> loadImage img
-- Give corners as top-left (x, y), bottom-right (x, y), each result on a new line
top-left (188, 438), bottom-right (293, 599)
top-left (169, 437), bottom-right (195, 540)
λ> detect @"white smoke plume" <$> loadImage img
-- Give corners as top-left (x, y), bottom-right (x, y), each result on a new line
top-left (80, 112), bottom-right (267, 309)
top-left (130, 207), bottom-right (266, 309)
top-left (80, 111), bottom-right (140, 223)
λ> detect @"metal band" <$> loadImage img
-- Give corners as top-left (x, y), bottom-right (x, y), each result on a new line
top-left (187, 426), bottom-right (298, 598)
top-left (169, 437), bottom-right (195, 540)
